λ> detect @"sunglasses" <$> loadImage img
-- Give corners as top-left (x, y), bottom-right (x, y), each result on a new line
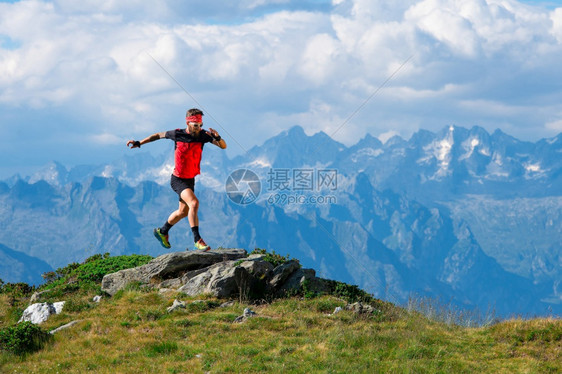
top-left (189, 122), bottom-right (202, 128)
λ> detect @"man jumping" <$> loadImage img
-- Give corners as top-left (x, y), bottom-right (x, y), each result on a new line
top-left (127, 108), bottom-right (227, 251)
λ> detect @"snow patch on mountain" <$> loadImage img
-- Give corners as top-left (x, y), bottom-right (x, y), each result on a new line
top-left (351, 148), bottom-right (384, 163)
top-left (248, 158), bottom-right (272, 169)
top-left (101, 165), bottom-right (114, 178)
top-left (479, 147), bottom-right (491, 156)
top-left (116, 163), bottom-right (175, 186)
top-left (485, 156), bottom-right (509, 178)
top-left (419, 134), bottom-right (454, 179)
top-left (546, 136), bottom-right (559, 145)
top-left (524, 162), bottom-right (547, 179)
top-left (28, 162), bottom-right (68, 186)
top-left (460, 137), bottom-right (480, 160)
top-left (525, 163), bottom-right (541, 172)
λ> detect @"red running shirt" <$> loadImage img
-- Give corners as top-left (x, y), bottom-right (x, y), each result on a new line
top-left (165, 129), bottom-right (214, 178)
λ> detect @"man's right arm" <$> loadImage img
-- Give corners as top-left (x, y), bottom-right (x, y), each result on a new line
top-left (127, 132), bottom-right (167, 148)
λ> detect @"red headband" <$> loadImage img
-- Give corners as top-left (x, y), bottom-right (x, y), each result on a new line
top-left (186, 114), bottom-right (203, 123)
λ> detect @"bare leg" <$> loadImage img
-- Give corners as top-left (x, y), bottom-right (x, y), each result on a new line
top-left (180, 188), bottom-right (199, 228)
top-left (167, 200), bottom-right (189, 225)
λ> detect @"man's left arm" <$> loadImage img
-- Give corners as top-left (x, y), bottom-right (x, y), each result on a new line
top-left (207, 128), bottom-right (227, 149)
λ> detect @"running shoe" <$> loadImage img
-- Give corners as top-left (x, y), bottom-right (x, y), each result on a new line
top-left (194, 238), bottom-right (211, 251)
top-left (153, 228), bottom-right (171, 249)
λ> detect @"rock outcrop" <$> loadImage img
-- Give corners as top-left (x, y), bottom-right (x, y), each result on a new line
top-left (234, 308), bottom-right (257, 323)
top-left (19, 302), bottom-right (65, 324)
top-left (101, 249), bottom-right (330, 300)
top-left (166, 299), bottom-right (186, 313)
top-left (49, 320), bottom-right (81, 334)
top-left (101, 249), bottom-right (247, 296)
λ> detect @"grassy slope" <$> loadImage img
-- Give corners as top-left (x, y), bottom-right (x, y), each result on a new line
top-left (1, 288), bottom-right (561, 374)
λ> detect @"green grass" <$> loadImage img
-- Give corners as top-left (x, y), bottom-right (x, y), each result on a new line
top-left (250, 248), bottom-right (293, 267)
top-left (39, 253), bottom-right (153, 298)
top-left (1, 290), bottom-right (560, 373)
top-left (1, 253), bottom-right (560, 373)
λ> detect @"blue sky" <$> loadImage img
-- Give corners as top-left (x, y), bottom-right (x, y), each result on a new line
top-left (1, 0), bottom-right (562, 178)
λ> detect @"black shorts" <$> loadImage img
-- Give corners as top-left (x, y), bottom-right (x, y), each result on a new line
top-left (170, 174), bottom-right (195, 201)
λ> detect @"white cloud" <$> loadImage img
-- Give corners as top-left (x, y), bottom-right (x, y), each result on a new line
top-left (241, 0), bottom-right (290, 10)
top-left (378, 130), bottom-right (399, 144)
top-left (546, 119), bottom-right (562, 132)
top-left (90, 133), bottom-right (123, 145)
top-left (458, 99), bottom-right (532, 117)
top-left (551, 8), bottom-right (562, 42)
top-left (1, 0), bottom-right (562, 175)
top-left (298, 33), bottom-right (340, 84)
top-left (406, 1), bottom-right (481, 57)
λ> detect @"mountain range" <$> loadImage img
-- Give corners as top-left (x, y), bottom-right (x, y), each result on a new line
top-left (1, 125), bottom-right (560, 317)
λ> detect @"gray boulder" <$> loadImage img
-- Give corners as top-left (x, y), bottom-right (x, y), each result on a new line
top-left (166, 299), bottom-right (186, 313)
top-left (19, 302), bottom-right (65, 324)
top-left (346, 302), bottom-right (377, 315)
top-left (101, 248), bottom-right (333, 301)
top-left (234, 307), bottom-right (257, 323)
top-left (101, 249), bottom-right (247, 295)
top-left (332, 306), bottom-right (343, 315)
top-left (237, 255), bottom-right (274, 278)
top-left (276, 268), bottom-right (324, 295)
top-left (50, 320), bottom-right (81, 335)
top-left (178, 261), bottom-right (244, 298)
top-left (269, 260), bottom-right (301, 289)
top-left (29, 290), bottom-right (52, 304)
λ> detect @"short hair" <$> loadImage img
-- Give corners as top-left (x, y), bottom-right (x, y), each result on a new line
top-left (186, 108), bottom-right (204, 117)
